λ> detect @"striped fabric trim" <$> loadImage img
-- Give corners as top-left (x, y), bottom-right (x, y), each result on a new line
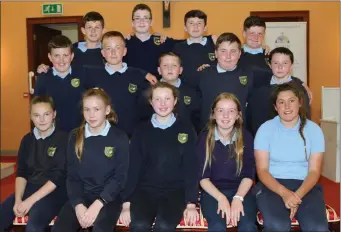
top-left (13, 204), bottom-right (339, 228)
top-left (257, 204), bottom-right (340, 226)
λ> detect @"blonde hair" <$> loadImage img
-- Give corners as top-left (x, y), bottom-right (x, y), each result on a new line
top-left (203, 93), bottom-right (244, 176)
top-left (74, 88), bottom-right (118, 160)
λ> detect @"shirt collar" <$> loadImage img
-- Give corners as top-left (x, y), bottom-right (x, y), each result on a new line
top-left (187, 37), bottom-right (207, 46)
top-left (216, 63), bottom-right (237, 73)
top-left (85, 120), bottom-right (111, 138)
top-left (52, 66), bottom-right (72, 79)
top-left (160, 78), bottom-right (181, 88)
top-left (214, 127), bottom-right (237, 146)
top-left (105, 62), bottom-right (128, 75)
top-left (137, 34), bottom-right (151, 42)
top-left (243, 44), bottom-right (263, 55)
top-left (33, 125), bottom-right (55, 140)
top-left (151, 113), bottom-right (176, 129)
top-left (78, 41), bottom-right (102, 52)
top-left (270, 75), bottom-right (292, 85)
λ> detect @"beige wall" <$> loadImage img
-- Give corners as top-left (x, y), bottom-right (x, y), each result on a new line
top-left (1, 1), bottom-right (340, 150)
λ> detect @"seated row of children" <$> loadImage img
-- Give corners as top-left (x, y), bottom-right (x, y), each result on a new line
top-left (0, 82), bottom-right (328, 232)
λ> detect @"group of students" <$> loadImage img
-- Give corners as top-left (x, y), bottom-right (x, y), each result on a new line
top-left (0, 3), bottom-right (330, 232)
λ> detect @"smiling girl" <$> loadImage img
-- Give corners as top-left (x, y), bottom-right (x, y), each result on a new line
top-left (0, 96), bottom-right (68, 232)
top-left (120, 82), bottom-right (199, 231)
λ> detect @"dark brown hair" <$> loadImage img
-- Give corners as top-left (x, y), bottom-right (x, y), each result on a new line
top-left (48, 35), bottom-right (73, 53)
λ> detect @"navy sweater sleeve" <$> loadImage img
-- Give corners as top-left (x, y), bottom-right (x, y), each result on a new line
top-left (197, 131), bottom-right (210, 180)
top-left (16, 134), bottom-right (31, 179)
top-left (34, 73), bottom-right (48, 96)
top-left (240, 130), bottom-right (255, 180)
top-left (100, 132), bottom-right (130, 203)
top-left (121, 126), bottom-right (144, 202)
top-left (66, 134), bottom-right (84, 208)
top-left (182, 126), bottom-right (199, 203)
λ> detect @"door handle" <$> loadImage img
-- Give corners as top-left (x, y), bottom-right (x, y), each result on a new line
top-left (28, 71), bottom-right (35, 94)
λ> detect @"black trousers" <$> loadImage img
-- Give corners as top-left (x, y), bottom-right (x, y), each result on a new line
top-left (52, 196), bottom-right (121, 232)
top-left (0, 183), bottom-right (67, 232)
top-left (130, 188), bottom-right (186, 232)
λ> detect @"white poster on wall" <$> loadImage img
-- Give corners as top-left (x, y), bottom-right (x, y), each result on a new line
top-left (265, 22), bottom-right (307, 83)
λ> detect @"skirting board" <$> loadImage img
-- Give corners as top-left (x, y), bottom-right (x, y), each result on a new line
top-left (0, 150), bottom-right (18, 156)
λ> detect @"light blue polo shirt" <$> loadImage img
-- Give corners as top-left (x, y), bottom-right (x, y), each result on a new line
top-left (254, 116), bottom-right (325, 180)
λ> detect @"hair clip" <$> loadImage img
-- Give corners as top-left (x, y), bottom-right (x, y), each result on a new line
top-left (93, 87), bottom-right (105, 91)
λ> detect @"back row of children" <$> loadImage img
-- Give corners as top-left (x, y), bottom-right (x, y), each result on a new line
top-left (35, 4), bottom-right (311, 136)
top-left (0, 82), bottom-right (328, 232)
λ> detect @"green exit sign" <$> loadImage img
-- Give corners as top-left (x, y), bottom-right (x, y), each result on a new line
top-left (42, 3), bottom-right (63, 15)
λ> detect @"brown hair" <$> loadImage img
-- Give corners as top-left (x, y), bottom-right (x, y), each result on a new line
top-left (132, 3), bottom-right (152, 20)
top-left (82, 11), bottom-right (105, 28)
top-left (271, 83), bottom-right (308, 159)
top-left (74, 88), bottom-right (118, 160)
top-left (147, 82), bottom-right (179, 115)
top-left (101, 31), bottom-right (126, 47)
top-left (215, 32), bottom-right (242, 51)
top-left (48, 35), bottom-right (73, 54)
top-left (203, 93), bottom-right (244, 176)
top-left (30, 96), bottom-right (56, 112)
top-left (158, 52), bottom-right (182, 66)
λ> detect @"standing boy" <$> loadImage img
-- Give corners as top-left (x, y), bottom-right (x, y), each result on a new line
top-left (158, 52), bottom-right (201, 132)
top-left (173, 10), bottom-right (216, 88)
top-left (34, 35), bottom-right (86, 133)
top-left (84, 31), bottom-right (152, 138)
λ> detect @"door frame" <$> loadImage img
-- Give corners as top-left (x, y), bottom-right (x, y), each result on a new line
top-left (250, 11), bottom-right (310, 85)
top-left (26, 16), bottom-right (84, 73)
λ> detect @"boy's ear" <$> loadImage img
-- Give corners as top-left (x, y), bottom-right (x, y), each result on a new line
top-left (48, 53), bottom-right (52, 62)
top-left (179, 66), bottom-right (183, 75)
top-left (81, 27), bottom-right (86, 36)
top-left (242, 30), bottom-right (247, 40)
top-left (123, 47), bottom-right (127, 57)
top-left (204, 25), bottom-right (207, 32)
top-left (102, 28), bottom-right (107, 35)
top-left (101, 49), bottom-right (105, 58)
top-left (71, 52), bottom-right (75, 62)
top-left (184, 25), bottom-right (188, 32)
top-left (157, 67), bottom-right (161, 75)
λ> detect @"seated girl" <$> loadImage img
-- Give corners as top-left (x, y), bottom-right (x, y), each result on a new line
top-left (198, 92), bottom-right (258, 231)
top-left (0, 96), bottom-right (68, 232)
top-left (254, 83), bottom-right (329, 232)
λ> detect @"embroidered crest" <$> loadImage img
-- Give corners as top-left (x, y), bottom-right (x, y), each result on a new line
top-left (47, 147), bottom-right (56, 157)
top-left (239, 76), bottom-right (248, 85)
top-left (154, 36), bottom-right (161, 46)
top-left (128, 83), bottom-right (137, 93)
top-left (71, 78), bottom-right (80, 88)
top-left (184, 96), bottom-right (191, 105)
top-left (208, 53), bottom-right (216, 61)
top-left (178, 133), bottom-right (188, 144)
top-left (104, 147), bottom-right (115, 158)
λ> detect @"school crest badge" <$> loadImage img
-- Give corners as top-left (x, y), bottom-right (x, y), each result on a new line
top-left (128, 83), bottom-right (137, 93)
top-left (184, 96), bottom-right (191, 105)
top-left (239, 76), bottom-right (248, 85)
top-left (71, 78), bottom-right (80, 88)
top-left (154, 37), bottom-right (161, 46)
top-left (104, 146), bottom-right (115, 158)
top-left (47, 147), bottom-right (56, 157)
top-left (178, 133), bottom-right (188, 144)
top-left (208, 53), bottom-right (216, 61)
